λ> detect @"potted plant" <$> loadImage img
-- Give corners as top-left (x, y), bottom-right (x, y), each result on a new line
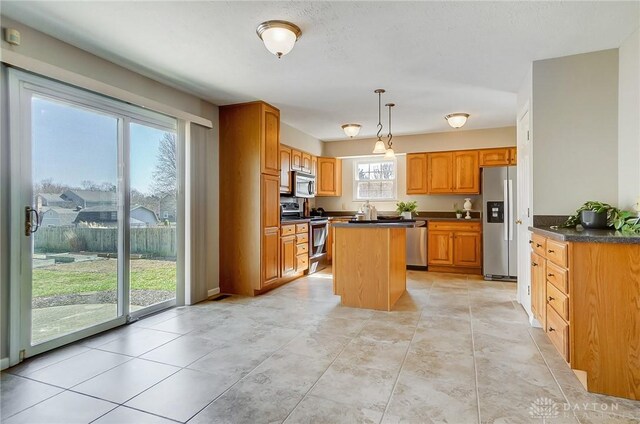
top-left (396, 201), bottom-right (418, 220)
top-left (563, 201), bottom-right (640, 233)
top-left (454, 203), bottom-right (463, 219)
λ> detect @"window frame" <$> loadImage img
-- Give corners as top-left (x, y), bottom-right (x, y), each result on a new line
top-left (352, 157), bottom-right (398, 201)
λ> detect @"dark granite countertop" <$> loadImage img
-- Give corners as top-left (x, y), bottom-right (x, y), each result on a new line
top-left (280, 218), bottom-right (311, 224)
top-left (323, 211), bottom-right (481, 222)
top-left (529, 225), bottom-right (640, 244)
top-left (416, 217), bottom-right (482, 222)
top-left (332, 220), bottom-right (425, 228)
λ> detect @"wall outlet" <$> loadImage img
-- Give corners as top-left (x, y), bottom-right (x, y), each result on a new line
top-left (5, 28), bottom-right (21, 46)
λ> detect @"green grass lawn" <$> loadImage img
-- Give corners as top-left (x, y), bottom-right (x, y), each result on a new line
top-left (33, 259), bottom-right (176, 298)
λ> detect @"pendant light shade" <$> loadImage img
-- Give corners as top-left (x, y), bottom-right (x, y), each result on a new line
top-left (373, 140), bottom-right (387, 154)
top-left (256, 20), bottom-right (302, 58)
top-left (383, 147), bottom-right (396, 159)
top-left (341, 123), bottom-right (361, 138)
top-left (445, 113), bottom-right (470, 128)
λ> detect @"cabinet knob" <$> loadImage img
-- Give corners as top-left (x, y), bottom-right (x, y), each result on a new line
top-left (548, 249), bottom-right (555, 253)
top-left (532, 262), bottom-right (538, 267)
top-left (548, 296), bottom-right (555, 301)
top-left (547, 273), bottom-right (554, 277)
top-left (536, 243), bottom-right (542, 248)
top-left (548, 326), bottom-right (556, 332)
top-left (529, 240), bottom-right (533, 244)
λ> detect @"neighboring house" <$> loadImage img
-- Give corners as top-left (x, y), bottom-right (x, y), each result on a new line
top-left (158, 194), bottom-right (177, 222)
top-left (40, 207), bottom-right (79, 227)
top-left (74, 205), bottom-right (159, 227)
top-left (61, 189), bottom-right (117, 209)
top-left (36, 193), bottom-right (69, 208)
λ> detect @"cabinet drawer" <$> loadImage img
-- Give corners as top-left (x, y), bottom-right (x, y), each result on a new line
top-left (428, 221), bottom-right (481, 232)
top-left (546, 261), bottom-right (568, 294)
top-left (546, 282), bottom-right (569, 321)
top-left (296, 254), bottom-right (309, 272)
top-left (296, 233), bottom-right (309, 244)
top-left (296, 243), bottom-right (309, 255)
top-left (531, 234), bottom-right (546, 257)
top-left (281, 225), bottom-right (295, 236)
top-left (546, 239), bottom-right (568, 268)
top-left (546, 305), bottom-right (570, 363)
top-left (296, 223), bottom-right (309, 234)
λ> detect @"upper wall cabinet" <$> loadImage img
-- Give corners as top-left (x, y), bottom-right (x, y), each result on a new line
top-left (427, 150), bottom-right (479, 195)
top-left (406, 153), bottom-right (428, 194)
top-left (479, 147), bottom-right (517, 167)
top-left (317, 157), bottom-right (342, 196)
top-left (280, 147), bottom-right (292, 193)
top-left (262, 104), bottom-right (280, 176)
top-left (291, 149), bottom-right (302, 171)
top-left (302, 153), bottom-right (312, 174)
top-left (427, 152), bottom-right (454, 194)
top-left (509, 147), bottom-right (517, 165)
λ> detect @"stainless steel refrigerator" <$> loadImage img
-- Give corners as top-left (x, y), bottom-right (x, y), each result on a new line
top-left (482, 166), bottom-right (517, 281)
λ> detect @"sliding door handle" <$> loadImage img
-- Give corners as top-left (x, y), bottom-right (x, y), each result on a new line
top-left (25, 206), bottom-right (40, 236)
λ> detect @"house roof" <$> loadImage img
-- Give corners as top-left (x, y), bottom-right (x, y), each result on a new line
top-left (62, 190), bottom-right (117, 203)
top-left (74, 205), bottom-right (159, 223)
top-left (38, 193), bottom-right (64, 202)
top-left (41, 207), bottom-right (79, 226)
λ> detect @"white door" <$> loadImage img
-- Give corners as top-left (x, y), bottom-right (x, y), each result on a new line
top-left (516, 105), bottom-right (533, 317)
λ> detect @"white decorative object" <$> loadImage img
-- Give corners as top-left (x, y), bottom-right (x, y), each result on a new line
top-left (456, 213), bottom-right (463, 219)
top-left (401, 211), bottom-right (412, 220)
top-left (341, 124), bottom-right (361, 138)
top-left (256, 20), bottom-right (302, 58)
top-left (463, 198), bottom-right (472, 220)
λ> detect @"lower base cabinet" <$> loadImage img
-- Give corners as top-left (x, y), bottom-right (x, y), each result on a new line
top-left (427, 221), bottom-right (482, 274)
top-left (262, 227), bottom-right (280, 287)
top-left (280, 224), bottom-right (310, 278)
top-left (280, 234), bottom-right (296, 276)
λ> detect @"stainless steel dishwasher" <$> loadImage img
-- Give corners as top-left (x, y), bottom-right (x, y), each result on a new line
top-left (406, 221), bottom-right (427, 269)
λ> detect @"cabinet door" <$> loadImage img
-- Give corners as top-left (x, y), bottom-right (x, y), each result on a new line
top-left (406, 153), bottom-right (428, 194)
top-left (508, 147), bottom-right (517, 165)
top-left (262, 227), bottom-right (280, 286)
top-left (453, 150), bottom-right (480, 193)
top-left (302, 153), bottom-right (312, 174)
top-left (453, 232), bottom-right (482, 267)
top-left (530, 252), bottom-right (547, 328)
top-left (427, 231), bottom-right (454, 265)
top-left (479, 148), bottom-right (510, 167)
top-left (311, 156), bottom-right (317, 177)
top-left (427, 152), bottom-right (453, 193)
top-left (291, 149), bottom-right (302, 171)
top-left (317, 157), bottom-right (342, 196)
top-left (261, 174), bottom-right (280, 229)
top-left (281, 235), bottom-right (296, 276)
top-left (262, 105), bottom-right (280, 176)
top-left (280, 147), bottom-right (292, 193)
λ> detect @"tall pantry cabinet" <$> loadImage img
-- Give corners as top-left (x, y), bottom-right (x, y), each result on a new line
top-left (219, 101), bottom-right (281, 295)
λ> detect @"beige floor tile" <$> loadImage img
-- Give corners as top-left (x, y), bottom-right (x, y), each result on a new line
top-left (285, 395), bottom-right (383, 424)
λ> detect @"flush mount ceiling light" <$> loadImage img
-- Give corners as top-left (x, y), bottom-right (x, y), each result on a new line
top-left (372, 89), bottom-right (387, 154)
top-left (445, 113), bottom-right (470, 129)
top-left (384, 103), bottom-right (396, 159)
top-left (341, 123), bottom-right (361, 138)
top-left (256, 20), bottom-right (302, 58)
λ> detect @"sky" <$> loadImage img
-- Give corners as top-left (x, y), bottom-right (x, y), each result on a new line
top-left (32, 96), bottom-right (174, 195)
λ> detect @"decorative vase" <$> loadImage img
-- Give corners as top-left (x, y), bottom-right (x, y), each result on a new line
top-left (456, 213), bottom-right (463, 219)
top-left (579, 210), bottom-right (608, 229)
top-left (401, 211), bottom-right (412, 220)
top-left (463, 198), bottom-right (472, 220)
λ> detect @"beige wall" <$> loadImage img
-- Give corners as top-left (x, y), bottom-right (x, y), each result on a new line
top-left (322, 127), bottom-right (515, 158)
top-left (618, 29), bottom-right (640, 210)
top-left (532, 49), bottom-right (619, 215)
top-left (0, 17), bottom-right (220, 362)
top-left (281, 122), bottom-right (323, 156)
top-left (314, 154), bottom-right (482, 213)
top-left (315, 126), bottom-right (514, 213)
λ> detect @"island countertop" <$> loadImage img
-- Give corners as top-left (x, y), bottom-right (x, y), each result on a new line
top-left (529, 225), bottom-right (640, 244)
top-left (331, 220), bottom-right (425, 228)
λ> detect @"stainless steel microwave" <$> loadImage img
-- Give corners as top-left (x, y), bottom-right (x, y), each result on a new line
top-left (293, 171), bottom-right (315, 198)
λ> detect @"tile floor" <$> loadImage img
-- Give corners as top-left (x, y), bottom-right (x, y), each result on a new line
top-left (2, 270), bottom-right (639, 424)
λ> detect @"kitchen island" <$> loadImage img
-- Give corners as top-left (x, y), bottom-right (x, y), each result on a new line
top-left (332, 220), bottom-right (423, 311)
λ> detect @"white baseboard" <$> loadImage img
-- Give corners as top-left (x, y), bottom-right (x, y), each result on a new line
top-left (207, 288), bottom-right (220, 298)
top-left (1, 357), bottom-right (10, 371)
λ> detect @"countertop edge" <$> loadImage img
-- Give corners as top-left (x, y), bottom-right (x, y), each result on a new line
top-left (529, 226), bottom-right (640, 244)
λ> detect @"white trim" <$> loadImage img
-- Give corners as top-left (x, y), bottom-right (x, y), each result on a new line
top-left (1, 49), bottom-right (212, 129)
top-left (353, 157), bottom-right (398, 201)
top-left (1, 357), bottom-right (11, 370)
top-left (208, 288), bottom-right (221, 298)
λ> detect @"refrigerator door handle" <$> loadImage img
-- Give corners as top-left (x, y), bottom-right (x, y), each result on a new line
top-left (508, 179), bottom-right (514, 241)
top-left (503, 179), bottom-right (509, 241)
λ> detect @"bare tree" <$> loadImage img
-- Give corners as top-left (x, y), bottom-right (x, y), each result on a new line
top-left (151, 132), bottom-right (177, 196)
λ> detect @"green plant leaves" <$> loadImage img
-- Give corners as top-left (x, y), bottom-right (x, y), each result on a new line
top-left (562, 201), bottom-right (640, 234)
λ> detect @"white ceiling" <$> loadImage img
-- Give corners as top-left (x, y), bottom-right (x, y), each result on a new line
top-left (3, 1), bottom-right (638, 141)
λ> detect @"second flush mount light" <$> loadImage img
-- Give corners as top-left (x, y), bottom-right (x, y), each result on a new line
top-left (341, 124), bottom-right (361, 138)
top-left (256, 20), bottom-right (302, 58)
top-left (445, 113), bottom-right (470, 128)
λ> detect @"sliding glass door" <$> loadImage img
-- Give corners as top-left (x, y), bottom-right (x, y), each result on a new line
top-left (10, 69), bottom-right (179, 357)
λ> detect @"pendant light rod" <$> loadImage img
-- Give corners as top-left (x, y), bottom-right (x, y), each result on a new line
top-left (386, 103), bottom-right (395, 149)
top-left (374, 89), bottom-right (385, 140)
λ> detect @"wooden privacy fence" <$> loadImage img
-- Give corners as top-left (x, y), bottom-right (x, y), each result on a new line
top-left (35, 227), bottom-right (177, 257)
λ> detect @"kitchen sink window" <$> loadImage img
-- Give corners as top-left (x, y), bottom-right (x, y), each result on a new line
top-left (354, 158), bottom-right (397, 200)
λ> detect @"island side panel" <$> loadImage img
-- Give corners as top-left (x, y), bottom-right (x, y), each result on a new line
top-left (334, 227), bottom-right (390, 311)
top-left (570, 242), bottom-right (640, 400)
top-left (388, 228), bottom-right (407, 310)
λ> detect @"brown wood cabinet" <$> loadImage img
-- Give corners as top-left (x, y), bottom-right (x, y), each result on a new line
top-left (291, 149), bottom-right (302, 171)
top-left (530, 251), bottom-right (547, 329)
top-left (317, 157), bottom-right (342, 196)
top-left (427, 221), bottom-right (482, 274)
top-left (479, 148), bottom-right (510, 167)
top-left (311, 156), bottom-right (317, 177)
top-left (302, 153), bottom-right (312, 174)
top-left (280, 233), bottom-right (296, 277)
top-left (280, 147), bottom-right (292, 193)
top-left (427, 152), bottom-right (454, 193)
top-left (406, 153), bottom-right (428, 194)
top-left (453, 151), bottom-right (480, 193)
top-left (219, 101), bottom-right (282, 296)
top-left (508, 147), bottom-right (517, 165)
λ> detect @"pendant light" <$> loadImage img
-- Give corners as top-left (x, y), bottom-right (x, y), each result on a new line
top-left (341, 123), bottom-right (361, 138)
top-left (384, 103), bottom-right (396, 159)
top-left (372, 89), bottom-right (387, 154)
top-left (445, 113), bottom-right (470, 128)
top-left (256, 20), bottom-right (302, 58)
